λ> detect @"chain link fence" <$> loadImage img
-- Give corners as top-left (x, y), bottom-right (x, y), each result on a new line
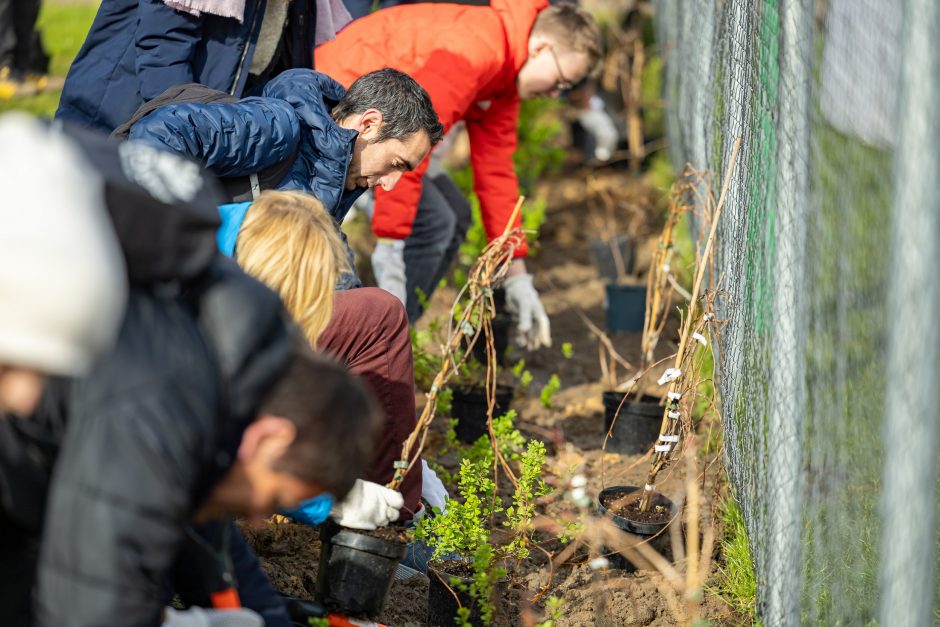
top-left (654, 0), bottom-right (939, 623)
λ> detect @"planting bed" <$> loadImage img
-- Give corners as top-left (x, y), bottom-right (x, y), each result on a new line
top-left (244, 170), bottom-right (742, 625)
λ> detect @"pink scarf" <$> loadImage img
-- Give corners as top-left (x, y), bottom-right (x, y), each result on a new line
top-left (162, 0), bottom-right (352, 46)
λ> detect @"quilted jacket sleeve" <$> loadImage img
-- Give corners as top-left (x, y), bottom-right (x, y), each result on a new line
top-left (128, 98), bottom-right (301, 178)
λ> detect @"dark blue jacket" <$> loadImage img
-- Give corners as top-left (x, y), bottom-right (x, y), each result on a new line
top-left (55, 0), bottom-right (316, 133)
top-left (128, 69), bottom-right (365, 226)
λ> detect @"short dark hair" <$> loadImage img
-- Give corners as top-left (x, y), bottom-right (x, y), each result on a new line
top-left (332, 68), bottom-right (444, 145)
top-left (263, 347), bottom-right (382, 500)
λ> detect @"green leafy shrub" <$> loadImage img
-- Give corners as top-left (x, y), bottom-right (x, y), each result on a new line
top-left (417, 417), bottom-right (551, 626)
top-left (540, 374), bottom-right (562, 409)
top-left (415, 458), bottom-right (506, 626)
top-left (503, 440), bottom-right (550, 559)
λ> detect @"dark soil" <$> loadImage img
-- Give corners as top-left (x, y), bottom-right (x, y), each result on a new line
top-left (242, 519), bottom-right (430, 626)
top-left (241, 520), bottom-right (321, 599)
top-left (429, 559), bottom-right (475, 580)
top-left (601, 490), bottom-right (673, 525)
top-left (356, 524), bottom-right (410, 544)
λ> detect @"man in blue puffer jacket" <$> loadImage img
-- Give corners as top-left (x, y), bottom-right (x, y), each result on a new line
top-left (128, 67), bottom-right (442, 286)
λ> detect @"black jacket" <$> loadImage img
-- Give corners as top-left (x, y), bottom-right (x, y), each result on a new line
top-left (34, 259), bottom-right (291, 627)
top-left (0, 128), bottom-right (293, 627)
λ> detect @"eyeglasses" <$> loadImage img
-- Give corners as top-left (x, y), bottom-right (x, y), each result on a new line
top-left (548, 45), bottom-right (574, 92)
top-left (548, 46), bottom-right (574, 91)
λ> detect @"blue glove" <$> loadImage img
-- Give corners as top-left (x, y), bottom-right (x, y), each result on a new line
top-left (282, 493), bottom-right (334, 527)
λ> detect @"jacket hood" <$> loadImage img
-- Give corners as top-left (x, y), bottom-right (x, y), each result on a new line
top-left (262, 70), bottom-right (362, 219)
top-left (492, 0), bottom-right (549, 76)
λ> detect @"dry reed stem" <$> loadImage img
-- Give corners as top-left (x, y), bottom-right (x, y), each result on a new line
top-left (387, 197), bottom-right (526, 490)
top-left (639, 137), bottom-right (742, 511)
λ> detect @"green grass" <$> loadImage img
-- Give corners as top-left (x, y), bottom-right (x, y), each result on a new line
top-left (710, 495), bottom-right (759, 621)
top-left (0, 2), bottom-right (98, 117)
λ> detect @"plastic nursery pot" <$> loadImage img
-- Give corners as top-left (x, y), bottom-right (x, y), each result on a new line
top-left (426, 561), bottom-right (506, 627)
top-left (451, 384), bottom-right (515, 444)
top-left (471, 288), bottom-right (510, 366)
top-left (597, 485), bottom-right (675, 571)
top-left (605, 283), bottom-right (647, 333)
top-left (315, 522), bottom-right (407, 618)
top-left (470, 312), bottom-right (512, 366)
top-left (589, 235), bottom-right (636, 282)
top-left (602, 392), bottom-right (663, 455)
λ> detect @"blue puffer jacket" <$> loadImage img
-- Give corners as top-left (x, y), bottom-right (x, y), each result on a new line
top-left (55, 0), bottom-right (316, 133)
top-left (130, 69), bottom-right (365, 287)
top-left (128, 69), bottom-right (365, 224)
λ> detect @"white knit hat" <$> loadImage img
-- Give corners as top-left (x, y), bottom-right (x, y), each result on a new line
top-left (0, 113), bottom-right (128, 375)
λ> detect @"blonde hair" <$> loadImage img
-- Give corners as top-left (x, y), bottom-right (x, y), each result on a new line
top-left (235, 190), bottom-right (349, 347)
top-left (532, 4), bottom-right (602, 68)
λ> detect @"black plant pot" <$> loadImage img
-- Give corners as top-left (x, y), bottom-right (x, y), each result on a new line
top-left (471, 288), bottom-right (510, 366)
top-left (605, 283), bottom-right (647, 332)
top-left (315, 523), bottom-right (407, 617)
top-left (471, 313), bottom-right (512, 366)
top-left (602, 392), bottom-right (663, 455)
top-left (597, 485), bottom-right (675, 571)
top-left (451, 384), bottom-right (515, 444)
top-left (427, 563), bottom-right (480, 627)
top-left (427, 561), bottom-right (508, 627)
top-left (590, 235), bottom-right (635, 282)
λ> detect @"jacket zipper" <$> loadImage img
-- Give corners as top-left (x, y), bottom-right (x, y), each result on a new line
top-left (230, 0), bottom-right (264, 95)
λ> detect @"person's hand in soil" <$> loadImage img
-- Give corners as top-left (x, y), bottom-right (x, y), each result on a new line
top-left (504, 259), bottom-right (552, 350)
top-left (331, 479), bottom-right (404, 530)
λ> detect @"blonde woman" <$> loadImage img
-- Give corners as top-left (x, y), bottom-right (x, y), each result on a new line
top-left (220, 190), bottom-right (348, 347)
top-left (218, 190), bottom-right (422, 526)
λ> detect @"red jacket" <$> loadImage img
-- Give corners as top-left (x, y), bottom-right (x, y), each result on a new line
top-left (315, 0), bottom-right (549, 257)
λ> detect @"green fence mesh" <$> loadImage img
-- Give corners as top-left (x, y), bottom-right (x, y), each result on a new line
top-left (654, 0), bottom-right (940, 623)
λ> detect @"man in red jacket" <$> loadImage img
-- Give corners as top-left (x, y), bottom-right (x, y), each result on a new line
top-left (316, 1), bottom-right (601, 349)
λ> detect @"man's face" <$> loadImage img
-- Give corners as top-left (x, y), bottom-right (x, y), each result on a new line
top-left (517, 38), bottom-right (591, 100)
top-left (195, 416), bottom-right (323, 524)
top-left (341, 109), bottom-right (432, 192)
top-left (0, 366), bottom-right (46, 416)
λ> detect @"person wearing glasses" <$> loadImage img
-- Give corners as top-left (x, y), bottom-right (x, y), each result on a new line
top-left (316, 1), bottom-right (600, 348)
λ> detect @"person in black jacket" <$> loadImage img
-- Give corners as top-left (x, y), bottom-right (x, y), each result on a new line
top-left (0, 122), bottom-right (381, 627)
top-left (0, 114), bottom-right (129, 626)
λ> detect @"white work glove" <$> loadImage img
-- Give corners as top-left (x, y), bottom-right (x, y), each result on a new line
top-left (162, 607), bottom-right (263, 627)
top-left (331, 479), bottom-right (404, 530)
top-left (421, 459), bottom-right (449, 513)
top-left (504, 273), bottom-right (552, 350)
top-left (371, 238), bottom-right (407, 305)
top-left (577, 95), bottom-right (619, 162)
